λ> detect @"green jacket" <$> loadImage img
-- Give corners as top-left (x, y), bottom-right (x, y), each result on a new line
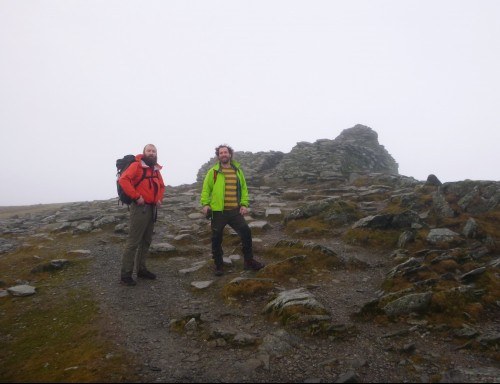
top-left (200, 160), bottom-right (249, 211)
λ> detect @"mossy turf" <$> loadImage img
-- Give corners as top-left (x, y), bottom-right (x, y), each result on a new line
top-left (0, 233), bottom-right (141, 383)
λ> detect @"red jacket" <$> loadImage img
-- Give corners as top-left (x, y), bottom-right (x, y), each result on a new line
top-left (118, 154), bottom-right (165, 204)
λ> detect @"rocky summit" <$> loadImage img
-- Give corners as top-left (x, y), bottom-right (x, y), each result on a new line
top-left (197, 124), bottom-right (399, 185)
top-left (0, 125), bottom-right (499, 383)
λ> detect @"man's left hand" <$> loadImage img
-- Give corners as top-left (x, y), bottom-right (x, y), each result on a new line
top-left (240, 206), bottom-right (248, 215)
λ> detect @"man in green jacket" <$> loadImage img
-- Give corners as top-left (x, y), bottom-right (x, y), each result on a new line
top-left (201, 144), bottom-right (264, 276)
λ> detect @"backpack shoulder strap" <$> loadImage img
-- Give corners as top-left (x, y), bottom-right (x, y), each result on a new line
top-left (133, 167), bottom-right (148, 187)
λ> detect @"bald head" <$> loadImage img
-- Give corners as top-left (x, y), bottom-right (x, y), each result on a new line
top-left (143, 144), bottom-right (157, 154)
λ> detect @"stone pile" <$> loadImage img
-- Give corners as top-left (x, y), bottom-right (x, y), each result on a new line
top-left (196, 124), bottom-right (398, 185)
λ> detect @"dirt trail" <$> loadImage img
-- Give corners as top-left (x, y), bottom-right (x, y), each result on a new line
top-left (83, 226), bottom-right (498, 383)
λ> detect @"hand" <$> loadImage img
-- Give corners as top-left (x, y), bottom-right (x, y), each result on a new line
top-left (156, 199), bottom-right (162, 207)
top-left (202, 206), bottom-right (210, 215)
top-left (240, 206), bottom-right (248, 215)
top-left (136, 196), bottom-right (145, 206)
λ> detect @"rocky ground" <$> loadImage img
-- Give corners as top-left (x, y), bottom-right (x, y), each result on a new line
top-left (1, 178), bottom-right (499, 383)
top-left (85, 235), bottom-right (498, 383)
top-left (88, 185), bottom-right (499, 382)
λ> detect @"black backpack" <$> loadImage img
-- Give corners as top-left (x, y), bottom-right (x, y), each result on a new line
top-left (116, 155), bottom-right (147, 205)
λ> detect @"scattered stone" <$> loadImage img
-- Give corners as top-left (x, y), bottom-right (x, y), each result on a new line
top-left (179, 261), bottom-right (206, 275)
top-left (383, 292), bottom-right (433, 316)
top-left (67, 249), bottom-right (91, 255)
top-left (149, 242), bottom-right (176, 253)
top-left (190, 281), bottom-right (213, 289)
top-left (7, 284), bottom-right (36, 297)
top-left (426, 228), bottom-right (461, 244)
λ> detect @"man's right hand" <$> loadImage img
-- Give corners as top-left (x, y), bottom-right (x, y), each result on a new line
top-left (136, 196), bottom-right (145, 205)
top-left (202, 205), bottom-right (210, 215)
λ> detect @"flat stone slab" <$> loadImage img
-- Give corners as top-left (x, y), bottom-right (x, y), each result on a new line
top-left (248, 221), bottom-right (270, 229)
top-left (179, 261), bottom-right (206, 275)
top-left (67, 249), bottom-right (91, 255)
top-left (7, 284), bottom-right (36, 297)
top-left (191, 281), bottom-right (214, 289)
top-left (150, 242), bottom-right (176, 253)
top-left (223, 257), bottom-right (233, 266)
top-left (427, 228), bottom-right (461, 244)
top-left (266, 208), bottom-right (282, 216)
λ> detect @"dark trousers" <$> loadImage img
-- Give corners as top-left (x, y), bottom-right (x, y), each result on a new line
top-left (211, 209), bottom-right (253, 266)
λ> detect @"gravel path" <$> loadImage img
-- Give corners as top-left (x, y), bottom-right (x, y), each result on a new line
top-left (83, 228), bottom-right (499, 383)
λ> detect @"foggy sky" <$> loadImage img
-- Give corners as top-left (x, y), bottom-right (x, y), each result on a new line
top-left (1, 0), bottom-right (499, 206)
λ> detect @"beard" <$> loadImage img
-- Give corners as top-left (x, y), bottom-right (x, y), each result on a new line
top-left (143, 155), bottom-right (157, 167)
top-left (219, 155), bottom-right (230, 165)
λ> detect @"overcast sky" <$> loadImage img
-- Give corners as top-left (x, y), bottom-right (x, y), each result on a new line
top-left (1, 0), bottom-right (499, 206)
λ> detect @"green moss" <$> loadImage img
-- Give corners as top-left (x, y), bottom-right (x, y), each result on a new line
top-left (474, 270), bottom-right (500, 308)
top-left (284, 217), bottom-right (330, 237)
top-left (0, 288), bottom-right (140, 382)
top-left (380, 275), bottom-right (413, 293)
top-left (221, 279), bottom-right (274, 299)
top-left (0, 234), bottom-right (141, 383)
top-left (342, 228), bottom-right (400, 249)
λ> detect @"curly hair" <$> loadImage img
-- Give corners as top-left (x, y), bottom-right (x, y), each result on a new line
top-left (215, 144), bottom-right (234, 157)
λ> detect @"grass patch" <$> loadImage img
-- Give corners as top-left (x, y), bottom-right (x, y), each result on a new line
top-left (342, 228), bottom-right (400, 249)
top-left (260, 243), bottom-right (343, 282)
top-left (0, 233), bottom-right (142, 383)
top-left (474, 270), bottom-right (500, 308)
top-left (380, 276), bottom-right (413, 293)
top-left (284, 217), bottom-right (331, 237)
top-left (0, 290), bottom-right (138, 382)
top-left (221, 278), bottom-right (274, 299)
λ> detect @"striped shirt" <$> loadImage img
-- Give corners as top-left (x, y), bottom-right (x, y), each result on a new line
top-left (222, 167), bottom-right (238, 209)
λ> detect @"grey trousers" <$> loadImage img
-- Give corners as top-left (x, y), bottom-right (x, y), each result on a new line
top-left (121, 203), bottom-right (155, 278)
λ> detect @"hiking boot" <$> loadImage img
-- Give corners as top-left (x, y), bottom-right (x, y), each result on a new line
top-left (120, 276), bottom-right (136, 286)
top-left (214, 264), bottom-right (224, 276)
top-left (244, 258), bottom-right (265, 271)
top-left (137, 270), bottom-right (156, 280)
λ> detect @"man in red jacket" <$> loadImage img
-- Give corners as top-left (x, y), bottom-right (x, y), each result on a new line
top-left (118, 144), bottom-right (165, 286)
